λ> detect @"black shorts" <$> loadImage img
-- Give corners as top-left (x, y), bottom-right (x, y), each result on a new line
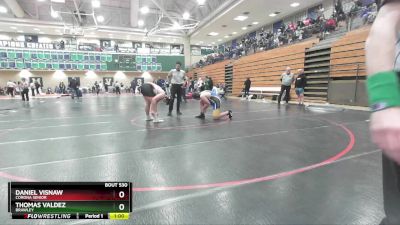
top-left (141, 83), bottom-right (156, 97)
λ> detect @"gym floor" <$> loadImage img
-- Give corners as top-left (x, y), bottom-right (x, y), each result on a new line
top-left (0, 95), bottom-right (383, 225)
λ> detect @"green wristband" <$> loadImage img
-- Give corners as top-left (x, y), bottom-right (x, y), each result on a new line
top-left (367, 71), bottom-right (400, 111)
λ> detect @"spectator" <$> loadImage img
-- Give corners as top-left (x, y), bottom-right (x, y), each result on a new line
top-left (34, 80), bottom-right (40, 95)
top-left (182, 79), bottom-right (189, 103)
top-left (6, 80), bottom-right (16, 97)
top-left (156, 77), bottom-right (165, 91)
top-left (99, 81), bottom-right (103, 93)
top-left (59, 82), bottom-right (66, 94)
top-left (195, 77), bottom-right (202, 92)
top-left (335, 0), bottom-right (346, 22)
top-left (325, 17), bottom-right (337, 34)
top-left (15, 82), bottom-right (21, 96)
top-left (294, 69), bottom-right (307, 105)
top-left (60, 40), bottom-right (65, 50)
top-left (244, 78), bottom-right (252, 99)
top-left (189, 77), bottom-right (195, 92)
top-left (20, 78), bottom-right (29, 102)
top-left (30, 82), bottom-right (35, 96)
top-left (114, 81), bottom-right (121, 95)
top-left (94, 81), bottom-right (100, 95)
top-left (69, 78), bottom-right (79, 99)
top-left (204, 76), bottom-right (214, 91)
top-left (104, 82), bottom-right (109, 93)
top-left (131, 79), bottom-right (137, 94)
top-left (278, 67), bottom-right (295, 105)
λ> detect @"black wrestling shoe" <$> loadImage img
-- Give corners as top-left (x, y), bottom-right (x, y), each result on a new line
top-left (228, 110), bottom-right (233, 120)
top-left (195, 113), bottom-right (205, 119)
top-left (177, 111), bottom-right (183, 116)
top-left (167, 112), bottom-right (172, 117)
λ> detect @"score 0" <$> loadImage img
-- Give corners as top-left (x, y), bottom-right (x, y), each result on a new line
top-left (104, 182), bottom-right (130, 212)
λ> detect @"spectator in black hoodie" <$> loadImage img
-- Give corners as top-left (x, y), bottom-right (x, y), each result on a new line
top-left (244, 78), bottom-right (251, 99)
top-left (204, 76), bottom-right (214, 91)
top-left (69, 78), bottom-right (79, 99)
top-left (295, 69), bottom-right (307, 105)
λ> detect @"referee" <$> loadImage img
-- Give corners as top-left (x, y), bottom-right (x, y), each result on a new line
top-left (167, 62), bottom-right (186, 116)
top-left (366, 0), bottom-right (400, 224)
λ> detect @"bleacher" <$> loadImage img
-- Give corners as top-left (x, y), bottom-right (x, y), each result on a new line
top-left (189, 26), bottom-right (371, 106)
top-left (330, 27), bottom-right (369, 78)
top-left (232, 39), bottom-right (319, 99)
top-left (189, 60), bottom-right (228, 85)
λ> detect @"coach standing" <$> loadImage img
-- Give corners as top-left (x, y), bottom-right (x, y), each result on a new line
top-left (278, 67), bottom-right (295, 104)
top-left (167, 62), bottom-right (186, 116)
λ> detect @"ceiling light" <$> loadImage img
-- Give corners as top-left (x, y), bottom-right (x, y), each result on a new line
top-left (252, 21), bottom-right (259, 25)
top-left (172, 22), bottom-right (180, 29)
top-left (211, 42), bottom-right (215, 44)
top-left (199, 41), bottom-right (204, 44)
top-left (183, 12), bottom-right (190, 20)
top-left (232, 32), bottom-right (237, 34)
top-left (234, 15), bottom-right (248, 21)
top-left (96, 15), bottom-right (104, 23)
top-left (17, 30), bottom-right (23, 33)
top-left (197, 0), bottom-right (206, 6)
top-left (290, 2), bottom-right (300, 7)
top-left (269, 13), bottom-right (277, 17)
top-left (37, 0), bottom-right (46, 2)
top-left (242, 27), bottom-right (247, 30)
top-left (55, 29), bottom-right (61, 32)
top-left (51, 0), bottom-right (65, 3)
top-left (140, 6), bottom-right (149, 14)
top-left (51, 8), bottom-right (59, 18)
top-left (218, 39), bottom-right (222, 42)
top-left (0, 6), bottom-right (8, 13)
top-left (108, 33), bottom-right (113, 36)
top-left (224, 35), bottom-right (229, 38)
top-left (208, 32), bottom-right (218, 36)
top-left (138, 19), bottom-right (144, 27)
top-left (92, 0), bottom-right (101, 8)
top-left (34, 28), bottom-right (40, 31)
top-left (39, 31), bottom-right (45, 34)
top-left (10, 26), bottom-right (17, 30)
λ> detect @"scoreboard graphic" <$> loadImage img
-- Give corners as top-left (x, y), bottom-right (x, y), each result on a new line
top-left (8, 182), bottom-right (132, 220)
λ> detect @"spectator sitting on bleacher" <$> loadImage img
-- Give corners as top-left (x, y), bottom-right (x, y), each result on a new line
top-left (335, 0), bottom-right (346, 22)
top-left (362, 3), bottom-right (378, 24)
top-left (325, 17), bottom-right (338, 34)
